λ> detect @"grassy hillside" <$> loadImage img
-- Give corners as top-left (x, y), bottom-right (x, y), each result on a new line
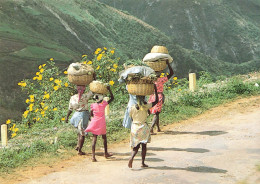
top-left (99, 0), bottom-right (260, 64)
top-left (0, 0), bottom-right (259, 124)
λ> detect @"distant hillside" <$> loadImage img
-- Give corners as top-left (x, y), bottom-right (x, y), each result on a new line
top-left (0, 0), bottom-right (259, 124)
top-left (99, 0), bottom-right (260, 64)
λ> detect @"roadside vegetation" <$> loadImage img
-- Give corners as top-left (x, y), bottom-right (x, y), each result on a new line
top-left (0, 48), bottom-right (259, 173)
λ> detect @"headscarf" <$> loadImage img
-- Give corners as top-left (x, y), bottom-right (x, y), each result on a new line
top-left (77, 85), bottom-right (86, 102)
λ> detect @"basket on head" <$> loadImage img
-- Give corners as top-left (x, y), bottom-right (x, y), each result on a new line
top-left (127, 79), bottom-right (154, 96)
top-left (144, 59), bottom-right (167, 71)
top-left (89, 81), bottom-right (108, 94)
top-left (68, 74), bottom-right (93, 85)
top-left (151, 46), bottom-right (169, 54)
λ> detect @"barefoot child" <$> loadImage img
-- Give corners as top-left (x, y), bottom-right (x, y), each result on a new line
top-left (85, 86), bottom-right (114, 162)
top-left (128, 84), bottom-right (158, 168)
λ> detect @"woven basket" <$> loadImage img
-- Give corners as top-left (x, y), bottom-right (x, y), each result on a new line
top-left (89, 81), bottom-right (108, 94)
top-left (68, 74), bottom-right (93, 85)
top-left (151, 46), bottom-right (169, 54)
top-left (127, 82), bottom-right (154, 96)
top-left (145, 60), bottom-right (167, 71)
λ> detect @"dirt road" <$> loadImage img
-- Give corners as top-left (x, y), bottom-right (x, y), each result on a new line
top-left (14, 96), bottom-right (260, 184)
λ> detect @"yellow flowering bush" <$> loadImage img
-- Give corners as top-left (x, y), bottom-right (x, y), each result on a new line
top-left (18, 59), bottom-right (74, 130)
top-left (82, 47), bottom-right (123, 86)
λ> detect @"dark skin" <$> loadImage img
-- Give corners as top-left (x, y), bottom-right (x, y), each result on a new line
top-left (65, 73), bottom-right (96, 155)
top-left (91, 86), bottom-right (114, 162)
top-left (150, 60), bottom-right (173, 134)
top-left (128, 84), bottom-right (158, 168)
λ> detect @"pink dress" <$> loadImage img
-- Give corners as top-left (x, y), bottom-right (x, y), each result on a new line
top-left (148, 77), bottom-right (168, 114)
top-left (85, 100), bottom-right (108, 135)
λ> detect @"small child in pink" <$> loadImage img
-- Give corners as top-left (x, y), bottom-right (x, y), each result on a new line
top-left (85, 86), bottom-right (114, 162)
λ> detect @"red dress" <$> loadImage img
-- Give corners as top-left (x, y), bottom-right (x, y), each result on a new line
top-left (148, 77), bottom-right (168, 114)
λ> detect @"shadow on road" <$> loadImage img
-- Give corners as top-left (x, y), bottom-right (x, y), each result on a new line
top-left (148, 147), bottom-right (209, 153)
top-left (136, 166), bottom-right (227, 173)
top-left (107, 157), bottom-right (164, 162)
top-left (164, 130), bottom-right (228, 136)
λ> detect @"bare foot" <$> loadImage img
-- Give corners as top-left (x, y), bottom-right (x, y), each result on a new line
top-left (78, 151), bottom-right (86, 155)
top-left (157, 129), bottom-right (161, 132)
top-left (105, 153), bottom-right (113, 158)
top-left (92, 158), bottom-right (97, 162)
top-left (141, 163), bottom-right (148, 168)
top-left (75, 147), bottom-right (79, 151)
top-left (151, 132), bottom-right (157, 135)
top-left (128, 158), bottom-right (133, 168)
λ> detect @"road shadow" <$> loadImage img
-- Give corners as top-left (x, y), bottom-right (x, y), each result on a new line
top-left (107, 157), bottom-right (164, 162)
top-left (95, 152), bottom-right (156, 157)
top-left (140, 166), bottom-right (227, 173)
top-left (149, 147), bottom-right (209, 153)
top-left (164, 130), bottom-right (227, 136)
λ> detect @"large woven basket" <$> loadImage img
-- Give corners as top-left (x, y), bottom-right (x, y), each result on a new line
top-left (127, 82), bottom-right (154, 96)
top-left (89, 81), bottom-right (108, 94)
top-left (145, 60), bottom-right (167, 71)
top-left (68, 74), bottom-right (93, 85)
top-left (151, 46), bottom-right (169, 54)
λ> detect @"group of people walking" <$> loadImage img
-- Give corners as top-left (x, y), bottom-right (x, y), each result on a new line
top-left (65, 46), bottom-right (174, 168)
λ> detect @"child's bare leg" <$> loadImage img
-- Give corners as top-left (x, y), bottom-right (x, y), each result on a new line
top-left (128, 144), bottom-right (140, 168)
top-left (156, 112), bottom-right (161, 132)
top-left (75, 134), bottom-right (80, 151)
top-left (150, 114), bottom-right (158, 134)
top-left (141, 143), bottom-right (148, 167)
top-left (102, 134), bottom-right (112, 158)
top-left (92, 134), bottom-right (97, 161)
top-left (78, 135), bottom-right (85, 155)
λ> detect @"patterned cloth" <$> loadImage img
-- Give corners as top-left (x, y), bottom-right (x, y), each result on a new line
top-left (123, 93), bottom-right (137, 129)
top-left (69, 91), bottom-right (93, 112)
top-left (85, 100), bottom-right (108, 135)
top-left (148, 77), bottom-right (168, 114)
top-left (129, 103), bottom-right (152, 148)
top-left (70, 111), bottom-right (90, 136)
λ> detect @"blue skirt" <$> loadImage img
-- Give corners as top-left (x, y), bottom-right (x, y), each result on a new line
top-left (70, 111), bottom-right (90, 129)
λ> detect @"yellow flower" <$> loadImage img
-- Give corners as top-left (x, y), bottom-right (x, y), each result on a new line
top-left (104, 47), bottom-right (107, 50)
top-left (53, 108), bottom-right (57, 111)
top-left (38, 74), bottom-right (43, 80)
top-left (25, 99), bottom-right (30, 103)
top-left (173, 77), bottom-right (177, 80)
top-left (109, 80), bottom-right (114, 86)
top-left (36, 118), bottom-right (40, 121)
top-left (39, 65), bottom-right (42, 69)
top-left (36, 72), bottom-right (40, 76)
top-left (96, 65), bottom-right (100, 70)
top-left (23, 110), bottom-right (29, 118)
top-left (30, 95), bottom-right (34, 99)
top-left (87, 61), bottom-right (92, 65)
top-left (94, 48), bottom-right (102, 55)
top-left (49, 78), bottom-right (54, 81)
top-left (178, 89), bottom-right (182, 91)
top-left (61, 117), bottom-right (65, 121)
top-left (97, 54), bottom-right (102, 61)
top-left (40, 68), bottom-right (44, 73)
top-left (64, 82), bottom-right (69, 87)
top-left (29, 104), bottom-right (34, 111)
top-left (53, 86), bottom-right (59, 91)
top-left (40, 102), bottom-right (45, 107)
top-left (33, 77), bottom-right (37, 80)
top-left (42, 64), bottom-right (46, 67)
top-left (44, 106), bottom-right (48, 110)
top-left (43, 93), bottom-right (50, 99)
top-left (35, 108), bottom-right (39, 112)
top-left (6, 119), bottom-right (11, 124)
top-left (110, 68), bottom-right (116, 72)
top-left (41, 111), bottom-right (45, 115)
top-left (64, 71), bottom-right (68, 74)
top-left (160, 73), bottom-right (165, 78)
top-left (82, 54), bottom-right (87, 58)
top-left (14, 128), bottom-right (19, 132)
top-left (11, 133), bottom-right (17, 138)
top-left (113, 64), bottom-right (118, 69)
top-left (54, 79), bottom-right (61, 85)
top-left (110, 50), bottom-right (114, 54)
top-left (18, 81), bottom-right (26, 87)
top-left (50, 58), bottom-right (54, 61)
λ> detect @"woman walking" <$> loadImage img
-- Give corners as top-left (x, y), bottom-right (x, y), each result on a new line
top-left (65, 85), bottom-right (93, 155)
top-left (85, 86), bottom-right (114, 162)
top-left (149, 60), bottom-right (173, 134)
top-left (128, 84), bottom-right (158, 168)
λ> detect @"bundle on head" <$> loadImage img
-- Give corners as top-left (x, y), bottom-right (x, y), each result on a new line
top-left (89, 80), bottom-right (108, 95)
top-left (67, 63), bottom-right (94, 85)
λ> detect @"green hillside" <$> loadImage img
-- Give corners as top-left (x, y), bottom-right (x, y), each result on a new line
top-left (0, 0), bottom-right (259, 124)
top-left (99, 0), bottom-right (260, 64)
